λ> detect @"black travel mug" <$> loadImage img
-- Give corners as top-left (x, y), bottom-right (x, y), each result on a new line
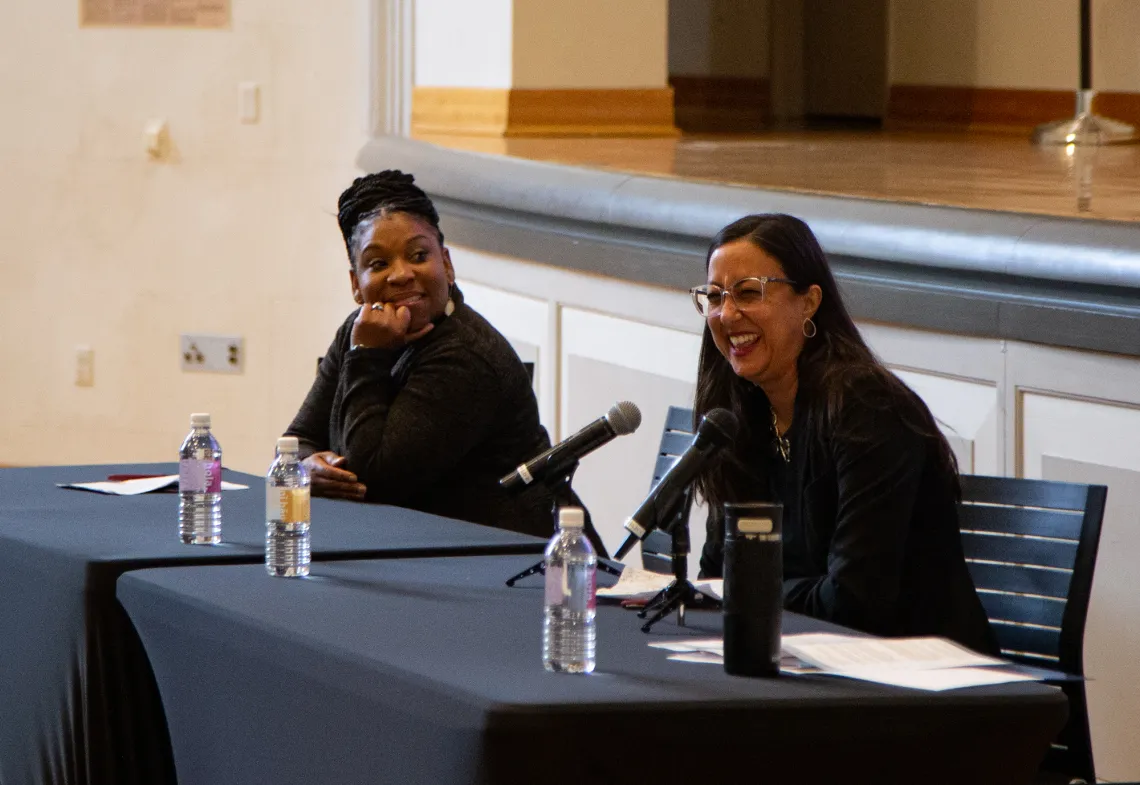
top-left (722, 501), bottom-right (783, 677)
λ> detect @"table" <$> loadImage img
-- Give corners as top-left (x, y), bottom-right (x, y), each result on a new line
top-left (118, 554), bottom-right (1069, 785)
top-left (0, 464), bottom-right (546, 785)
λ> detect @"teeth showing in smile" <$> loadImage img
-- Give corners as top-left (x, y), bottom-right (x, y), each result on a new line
top-left (729, 333), bottom-right (758, 348)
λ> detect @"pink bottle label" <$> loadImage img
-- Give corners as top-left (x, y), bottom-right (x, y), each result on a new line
top-left (544, 565), bottom-right (563, 606)
top-left (180, 459), bottom-right (222, 493)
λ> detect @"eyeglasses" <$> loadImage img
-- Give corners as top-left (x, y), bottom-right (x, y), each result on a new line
top-left (690, 276), bottom-right (798, 317)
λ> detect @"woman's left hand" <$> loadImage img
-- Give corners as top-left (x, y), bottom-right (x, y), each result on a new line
top-left (351, 302), bottom-right (435, 350)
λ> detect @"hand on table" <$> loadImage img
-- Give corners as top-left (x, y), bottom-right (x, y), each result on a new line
top-left (303, 452), bottom-right (367, 500)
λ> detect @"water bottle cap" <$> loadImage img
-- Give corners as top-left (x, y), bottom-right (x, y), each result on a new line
top-left (190, 413), bottom-right (211, 428)
top-left (558, 506), bottom-right (585, 529)
top-left (276, 436), bottom-right (300, 454)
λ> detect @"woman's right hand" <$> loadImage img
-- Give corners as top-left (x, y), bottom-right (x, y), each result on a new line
top-left (303, 451), bottom-right (367, 500)
top-left (351, 302), bottom-right (435, 350)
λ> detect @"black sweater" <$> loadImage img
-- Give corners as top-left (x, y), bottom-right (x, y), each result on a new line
top-left (285, 292), bottom-right (562, 541)
top-left (700, 378), bottom-right (998, 655)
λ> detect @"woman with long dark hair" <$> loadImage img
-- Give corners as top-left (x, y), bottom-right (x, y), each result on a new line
top-left (693, 214), bottom-right (995, 653)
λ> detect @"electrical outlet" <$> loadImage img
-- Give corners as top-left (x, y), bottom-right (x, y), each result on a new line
top-left (76, 346), bottom-right (94, 387)
top-left (181, 334), bottom-right (243, 374)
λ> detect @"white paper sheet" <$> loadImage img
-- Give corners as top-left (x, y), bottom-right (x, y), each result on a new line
top-left (781, 634), bottom-right (1006, 672)
top-left (595, 566), bottom-right (723, 602)
top-left (822, 666), bottom-right (1036, 691)
top-left (667, 651), bottom-right (725, 665)
top-left (651, 632), bottom-right (1035, 690)
top-left (648, 638), bottom-right (724, 654)
top-left (57, 475), bottom-right (248, 495)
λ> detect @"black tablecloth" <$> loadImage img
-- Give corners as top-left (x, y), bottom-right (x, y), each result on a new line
top-left (118, 554), bottom-right (1068, 785)
top-left (0, 464), bottom-right (546, 785)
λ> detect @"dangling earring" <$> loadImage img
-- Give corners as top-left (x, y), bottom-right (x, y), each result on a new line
top-left (444, 282), bottom-right (457, 316)
top-left (802, 318), bottom-right (817, 338)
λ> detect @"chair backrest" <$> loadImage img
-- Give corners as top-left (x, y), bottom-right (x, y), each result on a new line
top-left (958, 474), bottom-right (1107, 673)
top-left (641, 406), bottom-right (696, 574)
top-left (959, 474), bottom-right (1107, 784)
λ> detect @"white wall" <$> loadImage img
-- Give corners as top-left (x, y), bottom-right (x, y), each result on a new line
top-left (0, 0), bottom-right (371, 473)
top-left (413, 0), bottom-right (513, 88)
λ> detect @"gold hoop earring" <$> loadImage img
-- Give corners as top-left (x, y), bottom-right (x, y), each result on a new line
top-left (803, 318), bottom-right (817, 338)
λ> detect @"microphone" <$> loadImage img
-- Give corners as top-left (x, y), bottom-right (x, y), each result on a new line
top-left (613, 408), bottom-right (738, 561)
top-left (500, 401), bottom-right (642, 491)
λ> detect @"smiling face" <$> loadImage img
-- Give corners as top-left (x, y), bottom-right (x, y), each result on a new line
top-left (349, 211), bottom-right (454, 332)
top-left (705, 238), bottom-right (821, 388)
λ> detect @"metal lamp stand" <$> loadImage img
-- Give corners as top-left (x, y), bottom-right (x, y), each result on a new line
top-left (1032, 0), bottom-right (1137, 146)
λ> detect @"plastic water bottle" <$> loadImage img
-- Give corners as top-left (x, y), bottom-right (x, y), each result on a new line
top-left (266, 436), bottom-right (311, 578)
top-left (543, 507), bottom-right (597, 673)
top-left (178, 412), bottom-right (222, 545)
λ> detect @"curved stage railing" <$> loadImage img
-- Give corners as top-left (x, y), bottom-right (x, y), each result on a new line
top-left (360, 134), bottom-right (1140, 359)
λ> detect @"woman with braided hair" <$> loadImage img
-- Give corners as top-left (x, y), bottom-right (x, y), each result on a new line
top-left (284, 170), bottom-right (605, 548)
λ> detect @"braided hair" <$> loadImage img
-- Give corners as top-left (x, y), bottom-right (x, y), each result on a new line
top-left (336, 170), bottom-right (444, 266)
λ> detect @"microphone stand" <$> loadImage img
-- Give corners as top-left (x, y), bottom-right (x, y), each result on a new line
top-left (637, 507), bottom-right (715, 633)
top-left (504, 461), bottom-right (620, 587)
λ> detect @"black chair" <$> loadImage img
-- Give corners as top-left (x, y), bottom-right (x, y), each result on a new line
top-left (641, 406), bottom-right (696, 574)
top-left (958, 474), bottom-right (1108, 785)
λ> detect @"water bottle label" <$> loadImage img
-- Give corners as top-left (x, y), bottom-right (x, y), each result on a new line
top-left (544, 565), bottom-right (563, 606)
top-left (180, 459), bottom-right (221, 493)
top-left (543, 565), bottom-right (596, 611)
top-left (267, 487), bottom-right (310, 523)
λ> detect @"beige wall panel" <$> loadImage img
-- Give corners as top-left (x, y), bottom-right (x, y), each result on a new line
top-left (1092, 0), bottom-right (1140, 91)
top-left (1042, 457), bottom-right (1140, 782)
top-left (512, 0), bottom-right (669, 88)
top-left (890, 0), bottom-right (1078, 89)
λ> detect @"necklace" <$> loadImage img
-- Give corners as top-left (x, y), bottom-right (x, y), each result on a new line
top-left (770, 406), bottom-right (791, 464)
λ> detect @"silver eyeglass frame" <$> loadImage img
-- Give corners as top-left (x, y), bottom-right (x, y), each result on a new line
top-left (690, 276), bottom-right (798, 317)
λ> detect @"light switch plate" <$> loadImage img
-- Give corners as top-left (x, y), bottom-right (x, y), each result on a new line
top-left (75, 346), bottom-right (95, 387)
top-left (238, 82), bottom-right (260, 124)
top-left (181, 334), bottom-right (243, 374)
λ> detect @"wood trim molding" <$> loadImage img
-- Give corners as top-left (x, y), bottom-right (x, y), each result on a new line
top-left (411, 87), bottom-right (677, 137)
top-left (887, 85), bottom-right (1074, 133)
top-left (411, 88), bottom-right (510, 137)
top-left (669, 75), bottom-right (769, 133)
top-left (1093, 92), bottom-right (1140, 129)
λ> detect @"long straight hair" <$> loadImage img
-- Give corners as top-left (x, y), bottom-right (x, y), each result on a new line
top-left (692, 214), bottom-right (959, 510)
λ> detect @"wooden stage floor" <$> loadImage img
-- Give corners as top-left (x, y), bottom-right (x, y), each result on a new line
top-left (417, 131), bottom-right (1140, 224)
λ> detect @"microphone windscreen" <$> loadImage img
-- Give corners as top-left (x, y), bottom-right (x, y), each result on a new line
top-left (699, 408), bottom-right (738, 447)
top-left (606, 401), bottom-right (642, 435)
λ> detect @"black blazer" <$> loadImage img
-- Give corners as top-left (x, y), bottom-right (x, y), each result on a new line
top-left (701, 378), bottom-right (998, 655)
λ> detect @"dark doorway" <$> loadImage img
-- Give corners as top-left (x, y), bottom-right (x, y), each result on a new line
top-left (663, 0), bottom-right (891, 131)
